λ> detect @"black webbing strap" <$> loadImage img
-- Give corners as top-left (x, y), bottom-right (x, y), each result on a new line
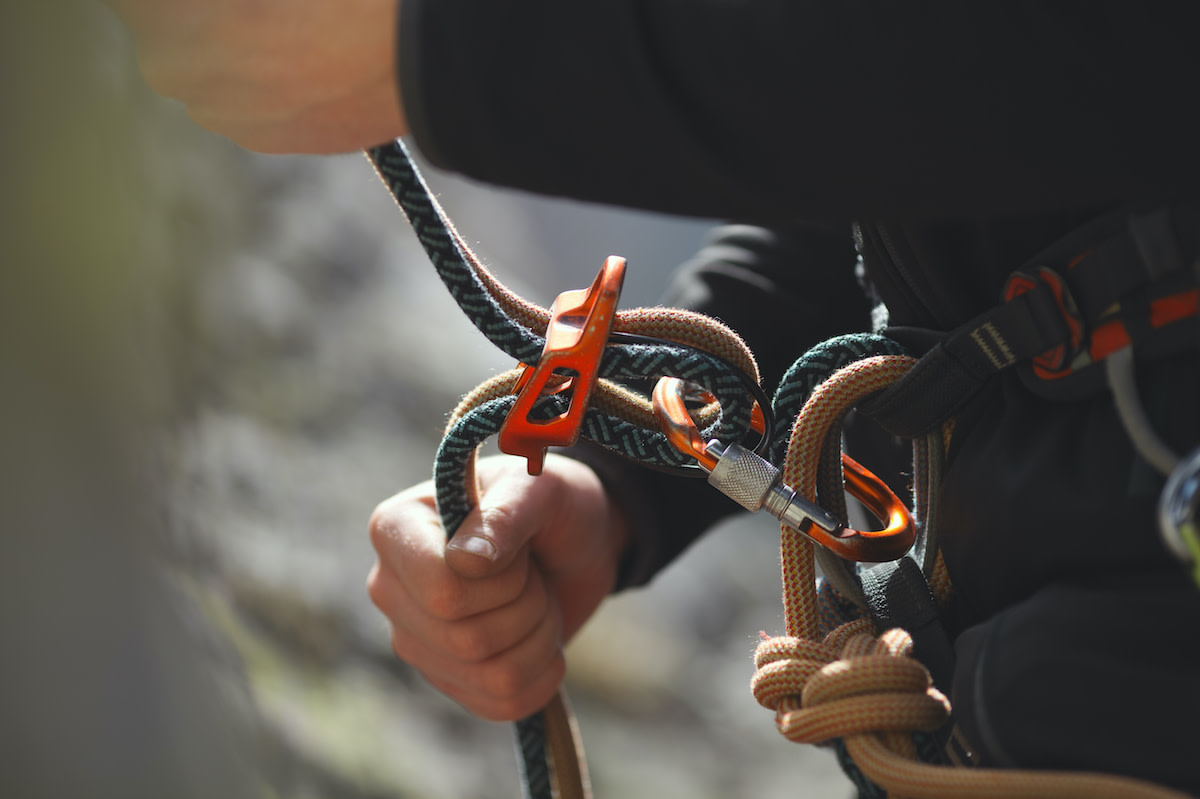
top-left (860, 204), bottom-right (1200, 438)
top-left (857, 557), bottom-right (962, 777)
top-left (859, 557), bottom-right (956, 695)
top-left (858, 282), bottom-right (1070, 437)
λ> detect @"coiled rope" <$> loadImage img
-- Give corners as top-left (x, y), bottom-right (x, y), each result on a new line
top-left (753, 351), bottom-right (1191, 799)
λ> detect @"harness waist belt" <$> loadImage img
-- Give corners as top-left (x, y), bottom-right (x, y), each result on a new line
top-left (861, 204), bottom-right (1200, 438)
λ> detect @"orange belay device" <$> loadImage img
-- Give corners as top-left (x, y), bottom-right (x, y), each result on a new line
top-left (498, 256), bottom-right (625, 474)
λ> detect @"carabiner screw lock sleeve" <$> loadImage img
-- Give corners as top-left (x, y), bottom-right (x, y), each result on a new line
top-left (706, 440), bottom-right (842, 533)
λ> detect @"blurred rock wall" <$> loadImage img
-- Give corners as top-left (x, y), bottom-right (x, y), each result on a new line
top-left (2, 4), bottom-right (850, 798)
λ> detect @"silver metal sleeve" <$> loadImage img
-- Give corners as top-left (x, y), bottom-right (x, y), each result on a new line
top-left (705, 441), bottom-right (779, 512)
top-left (706, 441), bottom-right (842, 533)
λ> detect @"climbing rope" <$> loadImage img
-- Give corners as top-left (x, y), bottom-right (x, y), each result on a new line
top-left (364, 137), bottom-right (1191, 798)
top-left (364, 139), bottom-right (768, 799)
top-left (751, 351), bottom-right (1191, 799)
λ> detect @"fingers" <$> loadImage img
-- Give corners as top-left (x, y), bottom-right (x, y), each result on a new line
top-left (444, 454), bottom-right (619, 580)
top-left (443, 461), bottom-right (555, 578)
top-left (366, 454), bottom-right (627, 721)
top-left (368, 487), bottom-right (529, 620)
top-left (422, 643), bottom-right (566, 723)
top-left (371, 562), bottom-right (566, 721)
top-left (367, 485), bottom-right (565, 720)
top-left (367, 550), bottom-right (548, 665)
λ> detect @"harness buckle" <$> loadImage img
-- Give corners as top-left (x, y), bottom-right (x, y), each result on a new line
top-left (1003, 265), bottom-right (1086, 378)
top-left (498, 256), bottom-right (625, 475)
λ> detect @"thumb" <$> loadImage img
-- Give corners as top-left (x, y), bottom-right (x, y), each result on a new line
top-left (444, 463), bottom-right (549, 579)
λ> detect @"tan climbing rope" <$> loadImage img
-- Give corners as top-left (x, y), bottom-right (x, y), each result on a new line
top-left (752, 354), bottom-right (1191, 799)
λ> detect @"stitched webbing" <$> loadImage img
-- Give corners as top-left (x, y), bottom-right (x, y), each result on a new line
top-left (857, 286), bottom-right (1069, 438)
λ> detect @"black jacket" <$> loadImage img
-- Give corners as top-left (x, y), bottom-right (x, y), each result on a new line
top-left (398, 2), bottom-right (1200, 791)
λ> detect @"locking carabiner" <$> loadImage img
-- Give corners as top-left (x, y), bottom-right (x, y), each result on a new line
top-left (652, 376), bottom-right (915, 562)
top-left (652, 377), bottom-right (722, 472)
top-left (1159, 445), bottom-right (1200, 588)
top-left (650, 377), bottom-right (768, 472)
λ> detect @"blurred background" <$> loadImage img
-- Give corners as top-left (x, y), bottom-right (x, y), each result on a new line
top-left (1, 4), bottom-right (849, 797)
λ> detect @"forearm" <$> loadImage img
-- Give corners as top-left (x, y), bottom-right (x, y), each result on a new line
top-left (104, 0), bottom-right (407, 153)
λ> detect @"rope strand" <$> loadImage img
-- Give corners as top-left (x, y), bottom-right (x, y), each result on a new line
top-left (365, 138), bottom-right (1188, 799)
top-left (759, 352), bottom-right (1190, 798)
top-left (366, 139), bottom-right (770, 799)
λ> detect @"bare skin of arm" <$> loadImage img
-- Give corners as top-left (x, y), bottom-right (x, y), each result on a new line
top-left (104, 0), bottom-right (632, 721)
top-left (103, 0), bottom-right (407, 153)
top-left (367, 454), bottom-right (630, 721)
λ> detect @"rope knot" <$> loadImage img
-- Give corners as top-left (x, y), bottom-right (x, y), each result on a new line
top-left (751, 622), bottom-right (949, 746)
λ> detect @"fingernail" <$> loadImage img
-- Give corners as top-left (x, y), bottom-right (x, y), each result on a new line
top-left (448, 535), bottom-right (497, 561)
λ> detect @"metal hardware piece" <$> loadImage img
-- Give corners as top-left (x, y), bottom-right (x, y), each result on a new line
top-left (1159, 445), bottom-right (1200, 586)
top-left (706, 440), bottom-right (841, 533)
top-left (499, 256), bottom-right (625, 475)
top-left (652, 375), bottom-right (917, 562)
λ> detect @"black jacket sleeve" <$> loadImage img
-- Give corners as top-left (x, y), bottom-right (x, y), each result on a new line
top-left (399, 1), bottom-right (1200, 224)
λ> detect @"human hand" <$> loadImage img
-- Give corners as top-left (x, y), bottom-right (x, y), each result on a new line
top-left (102, 0), bottom-right (407, 153)
top-left (367, 454), bottom-right (629, 721)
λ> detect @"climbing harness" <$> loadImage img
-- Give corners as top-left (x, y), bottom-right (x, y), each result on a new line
top-left (365, 138), bottom-right (1197, 799)
top-left (856, 207), bottom-right (1200, 439)
top-left (661, 342), bottom-right (1192, 798)
top-left (856, 205), bottom-right (1200, 594)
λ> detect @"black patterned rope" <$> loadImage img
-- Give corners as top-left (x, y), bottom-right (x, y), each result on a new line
top-left (433, 393), bottom-right (700, 799)
top-left (365, 140), bottom-right (753, 425)
top-left (366, 138), bottom-right (756, 461)
top-left (367, 139), bottom-right (545, 365)
top-left (514, 710), bottom-right (551, 799)
top-left (368, 138), bottom-right (766, 799)
top-left (769, 333), bottom-right (909, 465)
top-left (429, 397), bottom-right (547, 795)
top-left (435, 395), bottom-right (720, 535)
top-left (369, 137), bottom-right (760, 491)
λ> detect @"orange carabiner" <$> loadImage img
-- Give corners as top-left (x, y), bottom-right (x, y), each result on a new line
top-left (649, 377), bottom-right (767, 472)
top-left (498, 256), bottom-right (625, 475)
top-left (823, 454), bottom-right (915, 562)
top-left (652, 376), bottom-right (914, 562)
top-left (651, 376), bottom-right (721, 471)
